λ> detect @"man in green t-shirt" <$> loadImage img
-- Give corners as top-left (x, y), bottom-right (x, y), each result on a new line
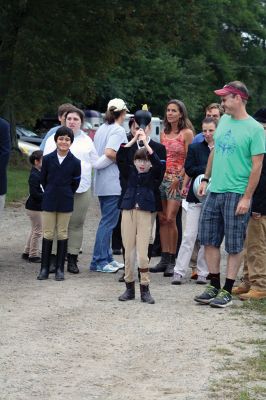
top-left (194, 80), bottom-right (265, 308)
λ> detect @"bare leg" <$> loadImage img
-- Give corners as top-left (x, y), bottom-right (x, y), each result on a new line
top-left (165, 200), bottom-right (180, 254)
top-left (158, 201), bottom-right (170, 252)
top-left (204, 245), bottom-right (221, 273)
top-left (226, 252), bottom-right (244, 280)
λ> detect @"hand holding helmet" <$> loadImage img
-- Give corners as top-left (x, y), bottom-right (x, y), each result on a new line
top-left (193, 174), bottom-right (211, 202)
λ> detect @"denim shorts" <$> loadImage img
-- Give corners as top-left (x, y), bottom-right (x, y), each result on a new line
top-left (159, 178), bottom-right (182, 202)
top-left (198, 192), bottom-right (250, 254)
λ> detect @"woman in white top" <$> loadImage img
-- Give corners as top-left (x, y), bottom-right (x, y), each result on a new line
top-left (43, 108), bottom-right (110, 274)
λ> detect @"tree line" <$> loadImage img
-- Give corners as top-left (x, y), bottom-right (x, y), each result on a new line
top-left (0, 0), bottom-right (265, 146)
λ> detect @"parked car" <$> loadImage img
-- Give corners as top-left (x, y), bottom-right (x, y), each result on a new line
top-left (18, 140), bottom-right (40, 156)
top-left (16, 126), bottom-right (42, 145)
top-left (83, 110), bottom-right (103, 140)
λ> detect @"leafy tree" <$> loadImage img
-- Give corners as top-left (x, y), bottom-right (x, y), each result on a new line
top-left (0, 0), bottom-right (265, 144)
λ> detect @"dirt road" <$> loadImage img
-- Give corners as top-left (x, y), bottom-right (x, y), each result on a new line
top-left (0, 194), bottom-right (264, 399)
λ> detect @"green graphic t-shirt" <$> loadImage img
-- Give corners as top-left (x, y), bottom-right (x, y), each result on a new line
top-left (211, 114), bottom-right (265, 194)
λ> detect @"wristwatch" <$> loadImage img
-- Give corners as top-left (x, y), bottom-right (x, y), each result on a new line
top-left (201, 177), bottom-right (209, 183)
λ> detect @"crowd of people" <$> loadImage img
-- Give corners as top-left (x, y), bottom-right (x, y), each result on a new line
top-left (1, 80), bottom-right (266, 307)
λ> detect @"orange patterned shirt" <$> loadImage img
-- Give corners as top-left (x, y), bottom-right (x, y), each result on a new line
top-left (161, 131), bottom-right (186, 178)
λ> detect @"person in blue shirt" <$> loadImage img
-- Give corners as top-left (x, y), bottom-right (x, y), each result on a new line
top-left (193, 103), bottom-right (224, 144)
top-left (40, 103), bottom-right (76, 150)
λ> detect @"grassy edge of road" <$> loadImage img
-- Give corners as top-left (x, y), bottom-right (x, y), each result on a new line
top-left (210, 299), bottom-right (266, 400)
top-left (6, 153), bottom-right (30, 204)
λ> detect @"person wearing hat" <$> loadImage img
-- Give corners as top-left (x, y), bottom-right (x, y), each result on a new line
top-left (90, 99), bottom-right (129, 273)
top-left (195, 81), bottom-right (265, 308)
top-left (232, 108), bottom-right (266, 300)
top-left (116, 128), bottom-right (163, 304)
top-left (116, 106), bottom-right (166, 283)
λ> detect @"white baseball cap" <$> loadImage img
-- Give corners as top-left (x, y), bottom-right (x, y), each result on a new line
top-left (107, 98), bottom-right (129, 112)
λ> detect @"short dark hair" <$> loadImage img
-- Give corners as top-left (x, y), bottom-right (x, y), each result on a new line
top-left (29, 150), bottom-right (43, 165)
top-left (65, 108), bottom-right (85, 124)
top-left (202, 117), bottom-right (218, 127)
top-left (134, 148), bottom-right (150, 161)
top-left (54, 126), bottom-right (74, 143)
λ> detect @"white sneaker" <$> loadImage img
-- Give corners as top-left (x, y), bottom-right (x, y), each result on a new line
top-left (171, 272), bottom-right (182, 285)
top-left (110, 260), bottom-right (124, 270)
top-left (196, 275), bottom-right (207, 284)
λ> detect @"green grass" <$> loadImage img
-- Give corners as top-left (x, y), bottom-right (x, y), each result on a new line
top-left (210, 300), bottom-right (266, 400)
top-left (242, 298), bottom-right (266, 315)
top-left (211, 347), bottom-right (234, 356)
top-left (6, 166), bottom-right (30, 203)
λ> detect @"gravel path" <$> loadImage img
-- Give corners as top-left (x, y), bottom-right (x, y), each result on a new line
top-left (0, 193), bottom-right (265, 399)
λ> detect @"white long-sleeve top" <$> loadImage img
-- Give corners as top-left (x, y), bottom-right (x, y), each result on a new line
top-left (43, 130), bottom-right (99, 193)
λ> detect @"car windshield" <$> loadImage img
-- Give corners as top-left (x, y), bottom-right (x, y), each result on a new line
top-left (17, 127), bottom-right (38, 138)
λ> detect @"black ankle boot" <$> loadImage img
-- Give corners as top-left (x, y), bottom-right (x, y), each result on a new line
top-left (140, 284), bottom-right (155, 304)
top-left (118, 282), bottom-right (135, 301)
top-left (37, 238), bottom-right (53, 280)
top-left (150, 252), bottom-right (170, 273)
top-left (164, 253), bottom-right (176, 277)
top-left (67, 254), bottom-right (79, 274)
top-left (49, 254), bottom-right (56, 273)
top-left (55, 239), bottom-right (67, 281)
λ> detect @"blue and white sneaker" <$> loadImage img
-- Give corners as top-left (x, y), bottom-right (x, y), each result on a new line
top-left (96, 264), bottom-right (120, 273)
top-left (194, 284), bottom-right (219, 304)
top-left (209, 289), bottom-right (232, 308)
top-left (109, 260), bottom-right (124, 270)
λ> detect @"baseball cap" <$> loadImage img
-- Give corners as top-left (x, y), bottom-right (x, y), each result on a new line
top-left (214, 84), bottom-right (249, 100)
top-left (107, 98), bottom-right (129, 112)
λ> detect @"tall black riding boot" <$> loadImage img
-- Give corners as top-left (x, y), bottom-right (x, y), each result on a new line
top-left (148, 244), bottom-right (153, 261)
top-left (55, 239), bottom-right (67, 281)
top-left (118, 282), bottom-right (135, 301)
top-left (67, 254), bottom-right (79, 274)
top-left (49, 254), bottom-right (56, 273)
top-left (37, 238), bottom-right (53, 280)
top-left (150, 252), bottom-right (170, 273)
top-left (140, 284), bottom-right (155, 304)
top-left (164, 253), bottom-right (176, 277)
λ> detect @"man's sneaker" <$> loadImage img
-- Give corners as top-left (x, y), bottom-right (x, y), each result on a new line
top-left (171, 272), bottom-right (182, 285)
top-left (110, 260), bottom-right (124, 270)
top-left (97, 264), bottom-right (120, 273)
top-left (194, 284), bottom-right (219, 304)
top-left (209, 289), bottom-right (232, 308)
top-left (196, 275), bottom-right (207, 285)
